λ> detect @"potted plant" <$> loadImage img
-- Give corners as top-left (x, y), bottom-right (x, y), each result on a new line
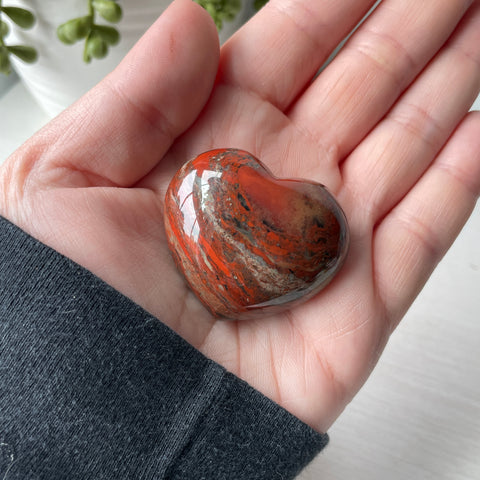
top-left (0, 0), bottom-right (265, 116)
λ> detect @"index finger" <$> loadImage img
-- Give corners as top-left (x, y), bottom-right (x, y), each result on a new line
top-left (218, 0), bottom-right (377, 111)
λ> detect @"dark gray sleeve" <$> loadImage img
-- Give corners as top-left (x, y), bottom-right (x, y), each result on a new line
top-left (0, 216), bottom-right (328, 479)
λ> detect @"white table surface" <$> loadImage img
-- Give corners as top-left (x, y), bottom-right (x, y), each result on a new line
top-left (1, 79), bottom-right (479, 479)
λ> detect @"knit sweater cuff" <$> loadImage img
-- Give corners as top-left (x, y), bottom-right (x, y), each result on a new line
top-left (0, 216), bottom-right (328, 479)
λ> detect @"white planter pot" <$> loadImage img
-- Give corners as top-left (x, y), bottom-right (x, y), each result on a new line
top-left (5, 1), bottom-right (253, 117)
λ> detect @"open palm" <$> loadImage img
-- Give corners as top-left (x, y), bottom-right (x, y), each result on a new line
top-left (1, 0), bottom-right (479, 432)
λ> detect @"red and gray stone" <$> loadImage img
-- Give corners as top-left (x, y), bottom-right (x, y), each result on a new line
top-left (164, 149), bottom-right (349, 320)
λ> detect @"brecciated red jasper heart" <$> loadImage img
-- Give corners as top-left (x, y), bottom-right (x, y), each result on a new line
top-left (164, 149), bottom-right (349, 320)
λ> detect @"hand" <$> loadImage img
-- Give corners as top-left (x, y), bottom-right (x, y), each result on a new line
top-left (1, 0), bottom-right (479, 432)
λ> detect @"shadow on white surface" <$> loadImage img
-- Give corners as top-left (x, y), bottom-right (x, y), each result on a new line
top-left (0, 81), bottom-right (50, 162)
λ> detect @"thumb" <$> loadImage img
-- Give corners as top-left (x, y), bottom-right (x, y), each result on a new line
top-left (4, 0), bottom-right (219, 189)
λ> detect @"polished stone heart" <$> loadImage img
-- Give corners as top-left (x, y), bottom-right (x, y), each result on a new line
top-left (164, 149), bottom-right (349, 320)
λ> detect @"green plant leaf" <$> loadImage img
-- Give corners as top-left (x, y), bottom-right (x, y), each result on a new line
top-left (223, 0), bottom-right (241, 21)
top-left (0, 19), bottom-right (10, 37)
top-left (83, 49), bottom-right (91, 63)
top-left (1, 6), bottom-right (35, 29)
top-left (194, 0), bottom-right (243, 31)
top-left (7, 45), bottom-right (37, 63)
top-left (57, 16), bottom-right (92, 44)
top-left (0, 47), bottom-right (11, 75)
top-left (253, 0), bottom-right (269, 11)
top-left (57, 25), bottom-right (76, 45)
top-left (93, 25), bottom-right (120, 46)
top-left (92, 0), bottom-right (123, 23)
top-left (204, 3), bottom-right (217, 17)
top-left (202, 3), bottom-right (222, 30)
top-left (85, 32), bottom-right (108, 61)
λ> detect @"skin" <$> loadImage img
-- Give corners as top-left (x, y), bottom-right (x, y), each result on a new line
top-left (1, 0), bottom-right (479, 433)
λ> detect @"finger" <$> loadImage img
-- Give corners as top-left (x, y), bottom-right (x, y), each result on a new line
top-left (8, 0), bottom-right (219, 188)
top-left (373, 111), bottom-right (480, 329)
top-left (289, 0), bottom-right (473, 163)
top-left (340, 0), bottom-right (480, 227)
top-left (218, 0), bottom-right (378, 111)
